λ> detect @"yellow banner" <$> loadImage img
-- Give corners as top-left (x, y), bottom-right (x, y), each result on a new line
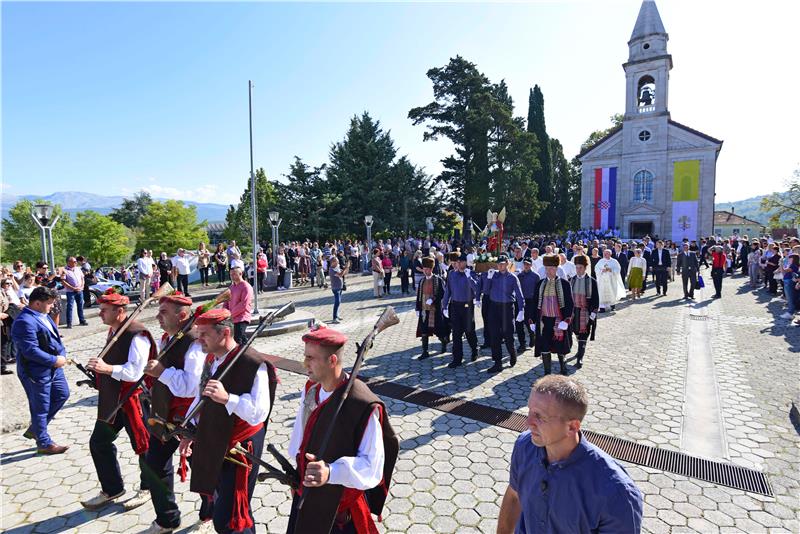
top-left (673, 160), bottom-right (700, 201)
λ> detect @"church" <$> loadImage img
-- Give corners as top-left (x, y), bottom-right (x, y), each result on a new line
top-left (578, 0), bottom-right (723, 241)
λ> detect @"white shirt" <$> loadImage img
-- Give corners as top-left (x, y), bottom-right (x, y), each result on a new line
top-left (536, 265), bottom-right (568, 280)
top-left (158, 338), bottom-right (206, 398)
top-left (561, 261), bottom-right (577, 279)
top-left (629, 257), bottom-right (648, 270)
top-left (30, 308), bottom-right (57, 337)
top-left (110, 331), bottom-right (151, 382)
top-left (137, 257), bottom-right (153, 276)
top-left (185, 348), bottom-right (271, 426)
top-left (531, 257), bottom-right (544, 272)
top-left (172, 255), bottom-right (192, 275)
top-left (287, 384), bottom-right (385, 491)
top-left (653, 248), bottom-right (666, 266)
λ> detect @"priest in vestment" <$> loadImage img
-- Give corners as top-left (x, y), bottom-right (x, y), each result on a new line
top-left (595, 249), bottom-right (626, 312)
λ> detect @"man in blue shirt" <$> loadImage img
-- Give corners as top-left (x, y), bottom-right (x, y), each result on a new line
top-left (515, 258), bottom-right (539, 353)
top-left (481, 254), bottom-right (525, 373)
top-left (442, 252), bottom-right (480, 368)
top-left (11, 286), bottom-right (70, 454)
top-left (497, 376), bottom-right (643, 534)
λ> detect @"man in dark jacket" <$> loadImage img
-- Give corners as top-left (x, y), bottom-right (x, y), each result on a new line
top-left (677, 243), bottom-right (699, 299)
top-left (11, 287), bottom-right (70, 454)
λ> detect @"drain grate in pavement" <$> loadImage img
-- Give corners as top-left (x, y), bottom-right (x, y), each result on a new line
top-left (268, 356), bottom-right (773, 496)
top-left (689, 314), bottom-right (710, 321)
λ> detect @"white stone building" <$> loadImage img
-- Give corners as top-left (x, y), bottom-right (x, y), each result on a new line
top-left (578, 0), bottom-right (723, 241)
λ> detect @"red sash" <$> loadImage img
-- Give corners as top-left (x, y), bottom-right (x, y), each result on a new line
top-left (227, 418), bottom-right (264, 532)
top-left (119, 381), bottom-right (149, 455)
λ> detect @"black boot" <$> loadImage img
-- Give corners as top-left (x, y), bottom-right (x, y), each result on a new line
top-left (510, 349), bottom-right (517, 368)
top-left (440, 340), bottom-right (449, 354)
top-left (575, 342), bottom-right (586, 369)
top-left (558, 354), bottom-right (568, 375)
top-left (517, 343), bottom-right (527, 353)
top-left (487, 361), bottom-right (503, 373)
top-left (542, 353), bottom-right (552, 375)
top-left (418, 337), bottom-right (430, 360)
top-left (471, 346), bottom-right (479, 362)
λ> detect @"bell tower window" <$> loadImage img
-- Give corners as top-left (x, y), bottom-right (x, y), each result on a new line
top-left (637, 75), bottom-right (656, 113)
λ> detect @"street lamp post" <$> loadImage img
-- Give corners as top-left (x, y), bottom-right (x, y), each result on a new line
top-left (31, 204), bottom-right (59, 268)
top-left (248, 80), bottom-right (259, 314)
top-left (269, 211), bottom-right (282, 281)
top-left (425, 217), bottom-right (433, 241)
top-left (364, 215), bottom-right (373, 274)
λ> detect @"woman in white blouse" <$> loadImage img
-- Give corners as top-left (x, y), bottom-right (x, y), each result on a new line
top-left (627, 248), bottom-right (648, 299)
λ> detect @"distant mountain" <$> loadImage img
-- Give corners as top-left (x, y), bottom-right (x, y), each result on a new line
top-left (1, 191), bottom-right (229, 223)
top-left (714, 193), bottom-right (786, 225)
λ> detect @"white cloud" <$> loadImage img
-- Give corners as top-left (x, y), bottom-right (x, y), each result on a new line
top-left (121, 183), bottom-right (237, 205)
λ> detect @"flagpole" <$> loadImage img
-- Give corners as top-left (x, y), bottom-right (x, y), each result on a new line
top-left (249, 80), bottom-right (260, 314)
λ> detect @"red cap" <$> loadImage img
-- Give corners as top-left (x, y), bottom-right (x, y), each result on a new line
top-left (302, 325), bottom-right (347, 348)
top-left (159, 291), bottom-right (192, 307)
top-left (98, 292), bottom-right (129, 306)
top-left (195, 308), bottom-right (232, 325)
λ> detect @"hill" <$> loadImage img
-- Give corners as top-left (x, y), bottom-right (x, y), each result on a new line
top-left (0, 191), bottom-right (229, 223)
top-left (714, 192), bottom-right (790, 225)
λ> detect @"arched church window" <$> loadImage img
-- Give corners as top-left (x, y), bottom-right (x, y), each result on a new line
top-left (637, 75), bottom-right (656, 112)
top-left (633, 170), bottom-right (654, 203)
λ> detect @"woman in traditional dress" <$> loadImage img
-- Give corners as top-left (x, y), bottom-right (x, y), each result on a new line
top-left (627, 248), bottom-right (647, 299)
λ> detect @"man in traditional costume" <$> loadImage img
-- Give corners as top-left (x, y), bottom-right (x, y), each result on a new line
top-left (178, 308), bottom-right (278, 534)
top-left (287, 325), bottom-right (399, 534)
top-left (569, 256), bottom-right (599, 369)
top-left (595, 249), bottom-right (626, 312)
top-left (534, 256), bottom-right (574, 376)
top-left (415, 257), bottom-right (448, 360)
top-left (82, 290), bottom-right (155, 511)
top-left (140, 291), bottom-right (206, 533)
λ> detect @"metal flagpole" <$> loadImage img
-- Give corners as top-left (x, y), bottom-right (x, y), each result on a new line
top-left (249, 80), bottom-right (260, 314)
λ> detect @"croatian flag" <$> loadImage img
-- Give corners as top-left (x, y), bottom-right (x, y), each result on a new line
top-left (594, 167), bottom-right (617, 230)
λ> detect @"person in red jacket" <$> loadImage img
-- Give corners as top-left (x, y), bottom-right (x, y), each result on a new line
top-left (710, 245), bottom-right (727, 299)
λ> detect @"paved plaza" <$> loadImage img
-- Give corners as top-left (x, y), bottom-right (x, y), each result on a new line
top-left (1, 272), bottom-right (798, 533)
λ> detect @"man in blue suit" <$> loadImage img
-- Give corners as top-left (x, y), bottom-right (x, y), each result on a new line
top-left (11, 286), bottom-right (70, 454)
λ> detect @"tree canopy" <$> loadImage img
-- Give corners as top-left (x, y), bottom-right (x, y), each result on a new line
top-left (65, 211), bottom-right (135, 266)
top-left (109, 191), bottom-right (153, 229)
top-left (138, 200), bottom-right (209, 254)
top-left (1, 200), bottom-right (72, 265)
top-left (761, 168), bottom-right (800, 228)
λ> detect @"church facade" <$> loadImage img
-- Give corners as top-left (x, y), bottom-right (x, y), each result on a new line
top-left (578, 0), bottom-right (723, 241)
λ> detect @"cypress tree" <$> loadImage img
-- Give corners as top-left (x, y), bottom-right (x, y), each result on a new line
top-left (527, 85), bottom-right (554, 230)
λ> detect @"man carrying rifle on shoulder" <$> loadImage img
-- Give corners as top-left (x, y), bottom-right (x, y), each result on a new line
top-left (177, 308), bottom-right (278, 534)
top-left (286, 325), bottom-right (399, 534)
top-left (139, 291), bottom-right (206, 533)
top-left (82, 288), bottom-right (156, 511)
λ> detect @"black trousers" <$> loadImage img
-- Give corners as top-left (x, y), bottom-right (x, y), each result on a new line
top-left (89, 414), bottom-right (148, 496)
top-left (653, 266), bottom-right (668, 294)
top-left (711, 267), bottom-right (724, 296)
top-left (515, 298), bottom-right (536, 347)
top-left (199, 267), bottom-right (210, 285)
top-left (234, 322), bottom-right (248, 346)
top-left (681, 272), bottom-right (695, 298)
top-left (144, 435), bottom-right (181, 528)
top-left (286, 493), bottom-right (357, 534)
top-left (212, 427), bottom-right (265, 534)
top-left (480, 295), bottom-right (492, 346)
top-left (489, 301), bottom-right (516, 364)
top-left (278, 267), bottom-right (287, 288)
top-left (449, 301), bottom-right (478, 364)
top-left (177, 274), bottom-right (189, 295)
top-left (217, 266), bottom-right (226, 284)
top-left (400, 270), bottom-right (410, 294)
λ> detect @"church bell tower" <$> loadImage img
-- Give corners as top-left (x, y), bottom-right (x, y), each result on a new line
top-left (624, 0), bottom-right (671, 119)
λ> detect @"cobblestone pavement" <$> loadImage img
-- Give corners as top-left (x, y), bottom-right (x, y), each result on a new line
top-left (1, 272), bottom-right (798, 533)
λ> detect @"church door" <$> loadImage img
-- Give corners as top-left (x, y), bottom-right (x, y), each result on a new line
top-left (630, 221), bottom-right (654, 238)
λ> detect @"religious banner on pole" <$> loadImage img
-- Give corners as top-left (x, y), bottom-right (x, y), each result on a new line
top-left (671, 160), bottom-right (700, 242)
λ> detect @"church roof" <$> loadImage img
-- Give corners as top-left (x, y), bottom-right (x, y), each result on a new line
top-left (576, 124), bottom-right (622, 159)
top-left (630, 0), bottom-right (667, 42)
top-left (714, 211), bottom-right (764, 227)
top-left (669, 119), bottom-right (723, 146)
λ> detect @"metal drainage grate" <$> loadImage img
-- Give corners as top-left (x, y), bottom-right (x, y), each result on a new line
top-left (268, 356), bottom-right (773, 497)
top-left (689, 314), bottom-right (710, 321)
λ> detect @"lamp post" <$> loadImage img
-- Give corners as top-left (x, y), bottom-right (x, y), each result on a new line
top-left (248, 80), bottom-right (259, 314)
top-left (425, 217), bottom-right (434, 241)
top-left (31, 204), bottom-right (59, 268)
top-left (269, 211), bottom-right (282, 277)
top-left (364, 215), bottom-right (373, 274)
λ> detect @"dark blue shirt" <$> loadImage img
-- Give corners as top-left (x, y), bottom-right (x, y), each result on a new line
top-left (517, 270), bottom-right (540, 299)
top-left (442, 270), bottom-right (479, 307)
top-left (510, 431), bottom-right (642, 534)
top-left (483, 270), bottom-right (524, 304)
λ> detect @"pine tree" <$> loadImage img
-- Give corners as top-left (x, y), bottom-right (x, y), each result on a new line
top-left (527, 86), bottom-right (554, 230)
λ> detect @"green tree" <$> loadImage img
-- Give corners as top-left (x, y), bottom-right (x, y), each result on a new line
top-left (325, 112), bottom-right (403, 235)
top-left (274, 157), bottom-right (331, 241)
top-left (488, 82), bottom-right (542, 233)
top-left (0, 200), bottom-right (72, 265)
top-left (109, 191), bottom-right (153, 229)
top-left (224, 168), bottom-right (277, 244)
top-left (761, 168), bottom-right (800, 228)
top-left (549, 139), bottom-right (581, 231)
top-left (527, 85), bottom-right (554, 230)
top-left (579, 113), bottom-right (624, 154)
top-left (65, 211), bottom-right (135, 266)
top-left (409, 56), bottom-right (494, 238)
top-left (138, 200), bottom-right (208, 254)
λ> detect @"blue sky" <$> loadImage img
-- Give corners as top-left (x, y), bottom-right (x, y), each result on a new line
top-left (3, 1), bottom-right (798, 205)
